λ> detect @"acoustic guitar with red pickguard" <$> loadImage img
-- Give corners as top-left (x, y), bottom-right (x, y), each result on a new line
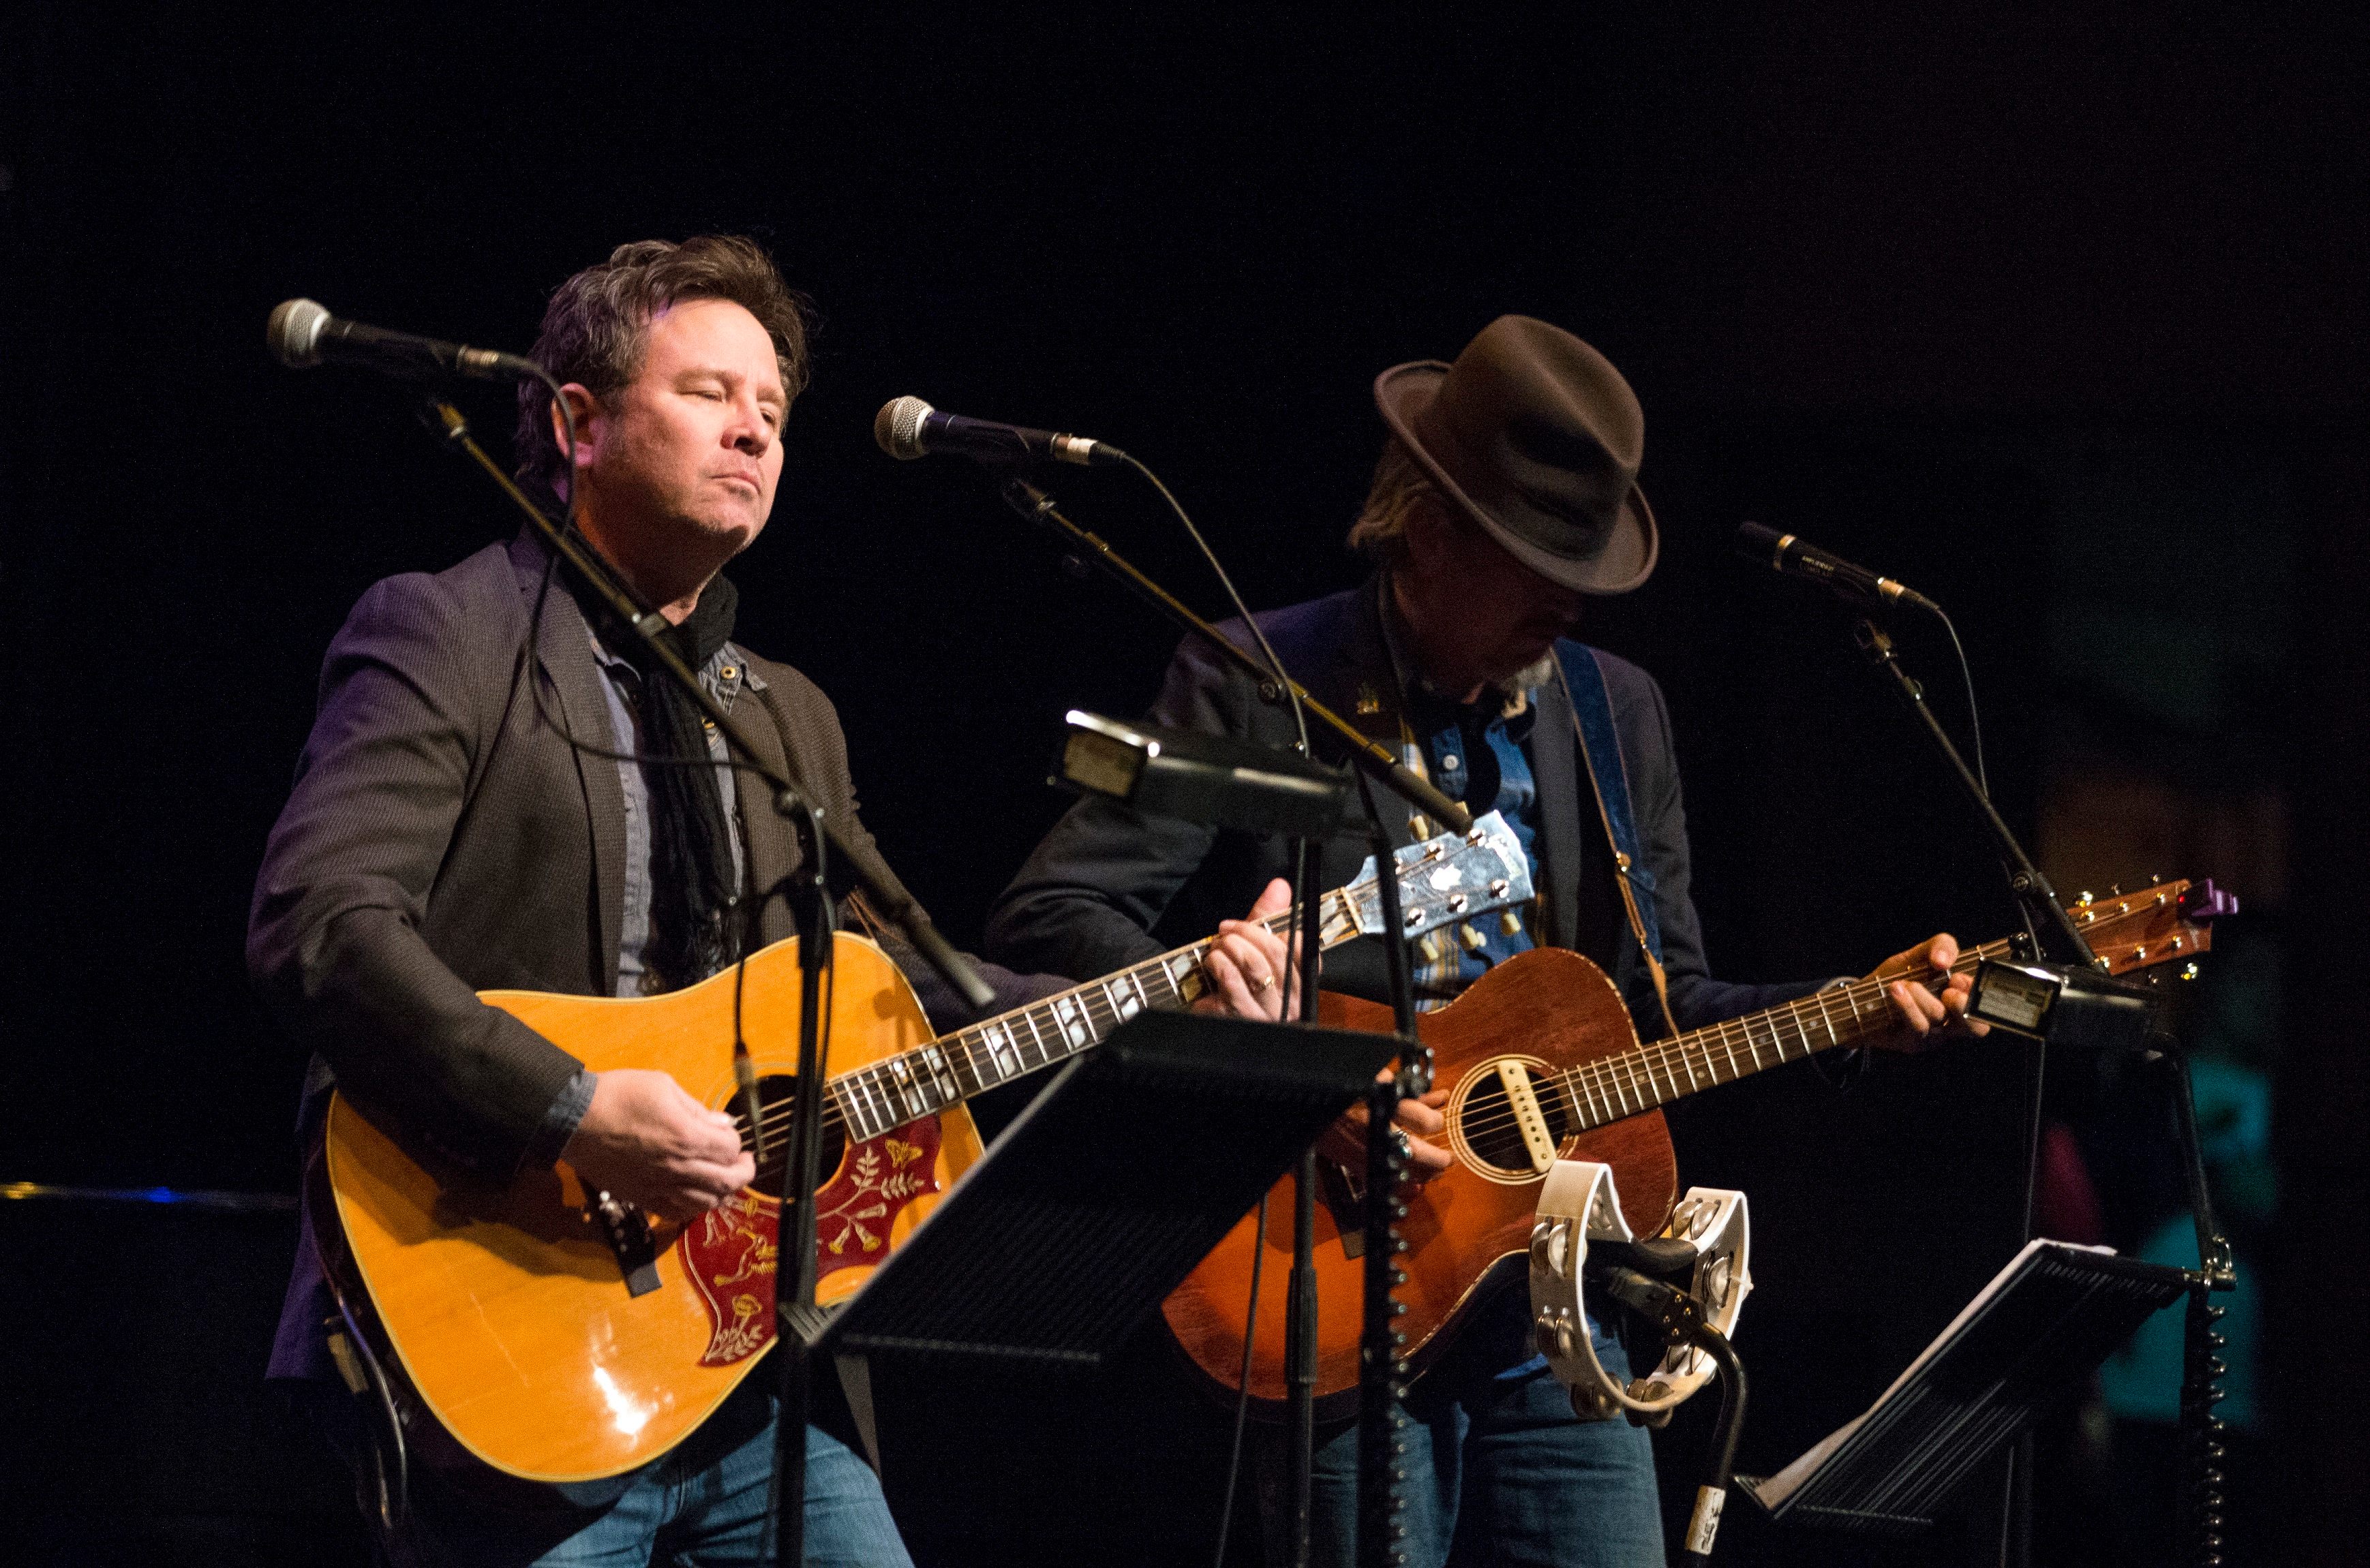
top-left (316, 813), bottom-right (1534, 1486)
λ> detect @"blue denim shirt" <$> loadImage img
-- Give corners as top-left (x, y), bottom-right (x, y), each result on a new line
top-left (1373, 594), bottom-right (1548, 1009)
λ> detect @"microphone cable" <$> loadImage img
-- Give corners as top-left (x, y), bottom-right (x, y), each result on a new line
top-left (1101, 451), bottom-right (1317, 1568)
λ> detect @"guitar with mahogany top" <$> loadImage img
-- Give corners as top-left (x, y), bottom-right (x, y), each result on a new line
top-left (316, 814), bottom-right (1533, 1486)
top-left (1159, 878), bottom-right (2235, 1417)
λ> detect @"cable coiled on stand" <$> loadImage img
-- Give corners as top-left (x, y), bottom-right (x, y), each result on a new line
top-left (1356, 1096), bottom-right (1417, 1568)
top-left (2181, 1286), bottom-right (2230, 1567)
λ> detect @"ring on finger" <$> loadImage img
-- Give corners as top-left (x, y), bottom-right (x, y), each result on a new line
top-left (1250, 970), bottom-right (1275, 993)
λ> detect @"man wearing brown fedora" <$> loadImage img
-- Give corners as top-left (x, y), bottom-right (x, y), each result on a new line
top-left (984, 315), bottom-right (1978, 1565)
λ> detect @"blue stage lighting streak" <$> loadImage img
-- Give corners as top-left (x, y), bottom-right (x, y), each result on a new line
top-left (1, 1181), bottom-right (298, 1213)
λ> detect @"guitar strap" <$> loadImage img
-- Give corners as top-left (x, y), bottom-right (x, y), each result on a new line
top-left (1552, 646), bottom-right (1681, 1042)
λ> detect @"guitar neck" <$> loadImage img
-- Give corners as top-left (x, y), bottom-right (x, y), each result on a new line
top-left (1549, 938), bottom-right (2018, 1133)
top-left (820, 899), bottom-right (1361, 1146)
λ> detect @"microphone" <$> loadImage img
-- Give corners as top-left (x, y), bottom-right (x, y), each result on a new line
top-left (1735, 522), bottom-right (1940, 615)
top-left (873, 396), bottom-right (1126, 467)
top-left (267, 298), bottom-right (541, 381)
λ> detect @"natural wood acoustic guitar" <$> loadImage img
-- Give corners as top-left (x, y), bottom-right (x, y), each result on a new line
top-left (318, 814), bottom-right (1534, 1486)
top-left (1159, 878), bottom-right (2233, 1417)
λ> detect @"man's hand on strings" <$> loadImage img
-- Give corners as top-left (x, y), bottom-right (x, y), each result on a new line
top-left (1195, 876), bottom-right (1301, 1023)
top-left (1862, 932), bottom-right (1988, 1053)
top-left (562, 1068), bottom-right (755, 1221)
top-left (1319, 1071), bottom-right (1454, 1183)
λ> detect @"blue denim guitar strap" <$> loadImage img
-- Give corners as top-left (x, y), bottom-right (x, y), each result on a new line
top-left (1553, 645), bottom-right (1680, 1039)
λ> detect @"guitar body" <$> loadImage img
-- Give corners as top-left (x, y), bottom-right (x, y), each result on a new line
top-left (1161, 947), bottom-right (1674, 1417)
top-left (320, 934), bottom-right (977, 1484)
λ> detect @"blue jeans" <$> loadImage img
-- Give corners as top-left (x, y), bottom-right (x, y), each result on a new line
top-left (1262, 1303), bottom-right (1663, 1568)
top-left (307, 1376), bottom-right (909, 1567)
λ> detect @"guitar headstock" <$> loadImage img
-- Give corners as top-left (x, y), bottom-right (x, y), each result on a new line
top-left (2067, 878), bottom-right (2233, 978)
top-left (1324, 810), bottom-right (1536, 947)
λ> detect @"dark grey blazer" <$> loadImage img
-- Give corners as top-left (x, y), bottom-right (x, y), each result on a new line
top-left (984, 579), bottom-right (1817, 1035)
top-left (249, 533), bottom-right (1051, 1182)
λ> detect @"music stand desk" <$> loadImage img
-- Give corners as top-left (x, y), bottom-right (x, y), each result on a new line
top-left (805, 1009), bottom-right (1397, 1368)
top-left (1740, 1239), bottom-right (2189, 1534)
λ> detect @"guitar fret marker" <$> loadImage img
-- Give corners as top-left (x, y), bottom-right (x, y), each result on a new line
top-left (849, 1074), bottom-right (882, 1139)
top-left (1626, 1056), bottom-right (1654, 1109)
top-left (980, 1024), bottom-right (1018, 1078)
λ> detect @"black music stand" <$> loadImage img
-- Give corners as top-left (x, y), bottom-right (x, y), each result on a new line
top-left (1739, 1240), bottom-right (2189, 1534)
top-left (794, 1011), bottom-right (1397, 1455)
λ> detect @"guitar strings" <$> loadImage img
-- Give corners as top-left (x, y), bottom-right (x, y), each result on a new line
top-left (728, 906), bottom-right (1328, 1163)
top-left (1444, 942), bottom-right (2018, 1149)
top-left (1455, 945), bottom-right (2003, 1144)
top-left (732, 915), bottom-right (2159, 1184)
top-left (727, 872), bottom-right (1495, 1167)
top-left (735, 941), bottom-right (1992, 1169)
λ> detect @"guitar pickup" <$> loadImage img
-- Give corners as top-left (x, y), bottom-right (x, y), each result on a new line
top-left (592, 1190), bottom-right (663, 1297)
top-left (1495, 1062), bottom-right (1560, 1174)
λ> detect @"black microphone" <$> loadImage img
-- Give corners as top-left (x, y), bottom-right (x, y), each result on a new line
top-left (872, 396), bottom-right (1126, 467)
top-left (1735, 522), bottom-right (1940, 615)
top-left (267, 298), bottom-right (541, 381)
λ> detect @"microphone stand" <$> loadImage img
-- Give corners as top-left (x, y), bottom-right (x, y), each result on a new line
top-left (416, 401), bottom-right (994, 1568)
top-left (1850, 619), bottom-right (2235, 1566)
top-left (1352, 770), bottom-right (1425, 1568)
top-left (416, 401), bottom-right (993, 1014)
top-left (1852, 620), bottom-right (2069, 1568)
top-left (997, 478), bottom-right (1443, 1567)
top-left (999, 480), bottom-right (1470, 835)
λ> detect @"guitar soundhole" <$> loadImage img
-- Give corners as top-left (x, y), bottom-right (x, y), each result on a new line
top-left (744, 1074), bottom-right (848, 1195)
top-left (1455, 1066), bottom-right (1573, 1179)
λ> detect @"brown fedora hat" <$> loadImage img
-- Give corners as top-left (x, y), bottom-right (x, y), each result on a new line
top-left (1374, 315), bottom-right (1658, 595)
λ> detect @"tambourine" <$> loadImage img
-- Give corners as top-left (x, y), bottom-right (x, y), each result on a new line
top-left (1527, 1160), bottom-right (1752, 1422)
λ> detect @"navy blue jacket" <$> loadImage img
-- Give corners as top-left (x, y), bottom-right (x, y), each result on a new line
top-left (986, 579), bottom-right (1816, 1036)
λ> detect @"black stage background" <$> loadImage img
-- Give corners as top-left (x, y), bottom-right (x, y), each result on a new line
top-left (2, 10), bottom-right (2363, 1566)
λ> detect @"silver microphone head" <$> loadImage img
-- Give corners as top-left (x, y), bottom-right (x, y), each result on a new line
top-left (268, 298), bottom-right (332, 369)
top-left (874, 395), bottom-right (935, 461)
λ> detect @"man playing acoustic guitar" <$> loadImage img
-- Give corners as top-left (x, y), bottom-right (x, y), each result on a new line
top-left (984, 315), bottom-right (1984, 1568)
top-left (249, 236), bottom-right (1297, 1566)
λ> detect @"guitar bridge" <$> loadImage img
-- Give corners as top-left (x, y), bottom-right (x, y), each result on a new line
top-left (591, 1190), bottom-right (663, 1297)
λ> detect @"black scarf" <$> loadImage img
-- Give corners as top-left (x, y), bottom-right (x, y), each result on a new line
top-left (592, 574), bottom-right (744, 991)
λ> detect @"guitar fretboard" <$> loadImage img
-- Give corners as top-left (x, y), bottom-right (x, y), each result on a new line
top-left (1545, 940), bottom-right (2016, 1131)
top-left (738, 898), bottom-right (1358, 1170)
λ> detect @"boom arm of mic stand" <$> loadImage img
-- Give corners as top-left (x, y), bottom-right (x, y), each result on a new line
top-left (421, 400), bottom-right (994, 1012)
top-left (1000, 478), bottom-right (1471, 835)
top-left (1851, 619), bottom-right (2097, 970)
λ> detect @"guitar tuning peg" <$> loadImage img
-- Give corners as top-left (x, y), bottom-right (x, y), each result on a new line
top-left (2078, 891), bottom-right (2094, 906)
top-left (1408, 814), bottom-right (1433, 841)
top-left (2108, 883), bottom-right (2122, 897)
top-left (2182, 962), bottom-right (2200, 981)
top-left (1457, 922), bottom-right (1487, 951)
top-left (1500, 908), bottom-right (1523, 938)
top-left (1418, 932), bottom-right (1446, 964)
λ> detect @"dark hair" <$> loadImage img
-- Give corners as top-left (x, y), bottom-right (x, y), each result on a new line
top-left (514, 235), bottom-right (816, 498)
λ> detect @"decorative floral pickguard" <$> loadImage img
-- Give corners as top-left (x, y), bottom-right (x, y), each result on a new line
top-left (677, 1118), bottom-right (944, 1366)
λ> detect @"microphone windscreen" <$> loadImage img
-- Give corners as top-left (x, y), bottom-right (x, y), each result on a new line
top-left (1734, 521), bottom-right (1786, 566)
top-left (268, 298), bottom-right (331, 369)
top-left (874, 396), bottom-right (934, 460)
